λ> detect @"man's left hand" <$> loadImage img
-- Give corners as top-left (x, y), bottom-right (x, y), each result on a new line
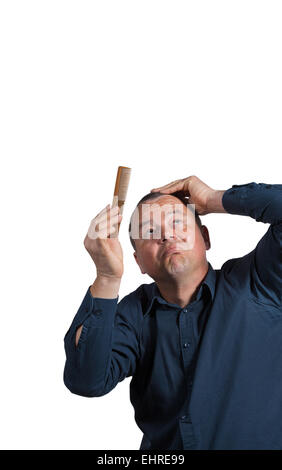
top-left (150, 175), bottom-right (217, 215)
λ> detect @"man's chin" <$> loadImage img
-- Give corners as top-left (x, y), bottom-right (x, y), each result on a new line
top-left (163, 253), bottom-right (191, 275)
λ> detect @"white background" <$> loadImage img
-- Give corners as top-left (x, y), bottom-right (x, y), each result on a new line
top-left (0, 0), bottom-right (281, 450)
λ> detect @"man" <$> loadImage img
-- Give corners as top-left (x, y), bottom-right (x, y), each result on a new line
top-left (63, 175), bottom-right (282, 450)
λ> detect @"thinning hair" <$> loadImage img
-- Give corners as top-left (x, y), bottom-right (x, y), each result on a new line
top-left (128, 191), bottom-right (202, 250)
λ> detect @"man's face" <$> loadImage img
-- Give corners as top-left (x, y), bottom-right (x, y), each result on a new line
top-left (131, 195), bottom-right (210, 282)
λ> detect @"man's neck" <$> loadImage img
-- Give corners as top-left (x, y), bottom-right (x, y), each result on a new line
top-left (155, 261), bottom-right (209, 308)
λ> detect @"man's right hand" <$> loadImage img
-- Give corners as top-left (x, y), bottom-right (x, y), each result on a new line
top-left (84, 203), bottom-right (124, 280)
top-left (75, 204), bottom-right (123, 347)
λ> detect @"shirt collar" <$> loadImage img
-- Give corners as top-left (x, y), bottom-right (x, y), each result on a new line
top-left (143, 261), bottom-right (216, 317)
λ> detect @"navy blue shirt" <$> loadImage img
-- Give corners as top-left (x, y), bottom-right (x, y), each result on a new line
top-left (63, 182), bottom-right (282, 450)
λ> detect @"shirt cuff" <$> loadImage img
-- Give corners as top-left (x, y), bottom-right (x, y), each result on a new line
top-left (64, 286), bottom-right (119, 343)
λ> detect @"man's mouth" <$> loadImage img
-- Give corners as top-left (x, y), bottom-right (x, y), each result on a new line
top-left (162, 246), bottom-right (182, 257)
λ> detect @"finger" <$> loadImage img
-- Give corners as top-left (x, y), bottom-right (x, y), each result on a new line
top-left (96, 213), bottom-right (121, 231)
top-left (94, 205), bottom-right (119, 224)
top-left (95, 210), bottom-right (120, 229)
top-left (95, 203), bottom-right (111, 218)
top-left (88, 225), bottom-right (114, 240)
top-left (151, 181), bottom-right (184, 194)
top-left (150, 179), bottom-right (182, 192)
top-left (93, 215), bottom-right (123, 239)
top-left (107, 224), bottom-right (121, 238)
top-left (98, 205), bottom-right (119, 221)
top-left (88, 213), bottom-right (122, 237)
top-left (91, 204), bottom-right (111, 226)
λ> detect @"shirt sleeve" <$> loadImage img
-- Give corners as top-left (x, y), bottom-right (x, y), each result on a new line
top-left (63, 287), bottom-right (141, 397)
top-left (222, 182), bottom-right (282, 306)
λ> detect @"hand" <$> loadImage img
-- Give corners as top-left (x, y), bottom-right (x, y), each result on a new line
top-left (84, 204), bottom-right (124, 279)
top-left (150, 175), bottom-right (215, 215)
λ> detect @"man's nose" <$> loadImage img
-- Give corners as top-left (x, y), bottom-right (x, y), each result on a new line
top-left (160, 225), bottom-right (178, 242)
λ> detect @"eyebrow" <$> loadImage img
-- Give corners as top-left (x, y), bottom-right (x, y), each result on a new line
top-left (138, 209), bottom-right (185, 228)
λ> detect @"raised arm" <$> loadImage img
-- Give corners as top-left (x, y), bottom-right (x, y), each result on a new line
top-left (220, 182), bottom-right (282, 307)
top-left (151, 176), bottom-right (282, 307)
top-left (63, 202), bottom-right (141, 397)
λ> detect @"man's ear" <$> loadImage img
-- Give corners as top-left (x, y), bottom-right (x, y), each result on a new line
top-left (200, 225), bottom-right (211, 250)
top-left (133, 251), bottom-right (146, 274)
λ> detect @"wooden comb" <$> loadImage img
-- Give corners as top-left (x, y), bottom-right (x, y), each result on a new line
top-left (111, 166), bottom-right (131, 234)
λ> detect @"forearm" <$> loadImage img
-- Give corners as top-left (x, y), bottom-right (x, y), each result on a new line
top-left (207, 190), bottom-right (227, 214)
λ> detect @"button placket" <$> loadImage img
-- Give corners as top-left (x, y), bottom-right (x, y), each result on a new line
top-left (179, 310), bottom-right (194, 370)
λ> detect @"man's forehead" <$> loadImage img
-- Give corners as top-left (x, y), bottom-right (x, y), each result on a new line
top-left (130, 198), bottom-right (195, 231)
top-left (137, 196), bottom-right (189, 216)
top-left (142, 195), bottom-right (183, 206)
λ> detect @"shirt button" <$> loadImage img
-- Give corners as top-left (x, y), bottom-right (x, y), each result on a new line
top-left (183, 342), bottom-right (190, 348)
top-left (183, 309), bottom-right (187, 313)
top-left (180, 415), bottom-right (187, 420)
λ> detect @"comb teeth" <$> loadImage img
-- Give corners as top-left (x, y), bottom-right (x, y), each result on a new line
top-left (111, 167), bottom-right (131, 235)
top-left (112, 166), bottom-right (131, 213)
top-left (117, 167), bottom-right (131, 202)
